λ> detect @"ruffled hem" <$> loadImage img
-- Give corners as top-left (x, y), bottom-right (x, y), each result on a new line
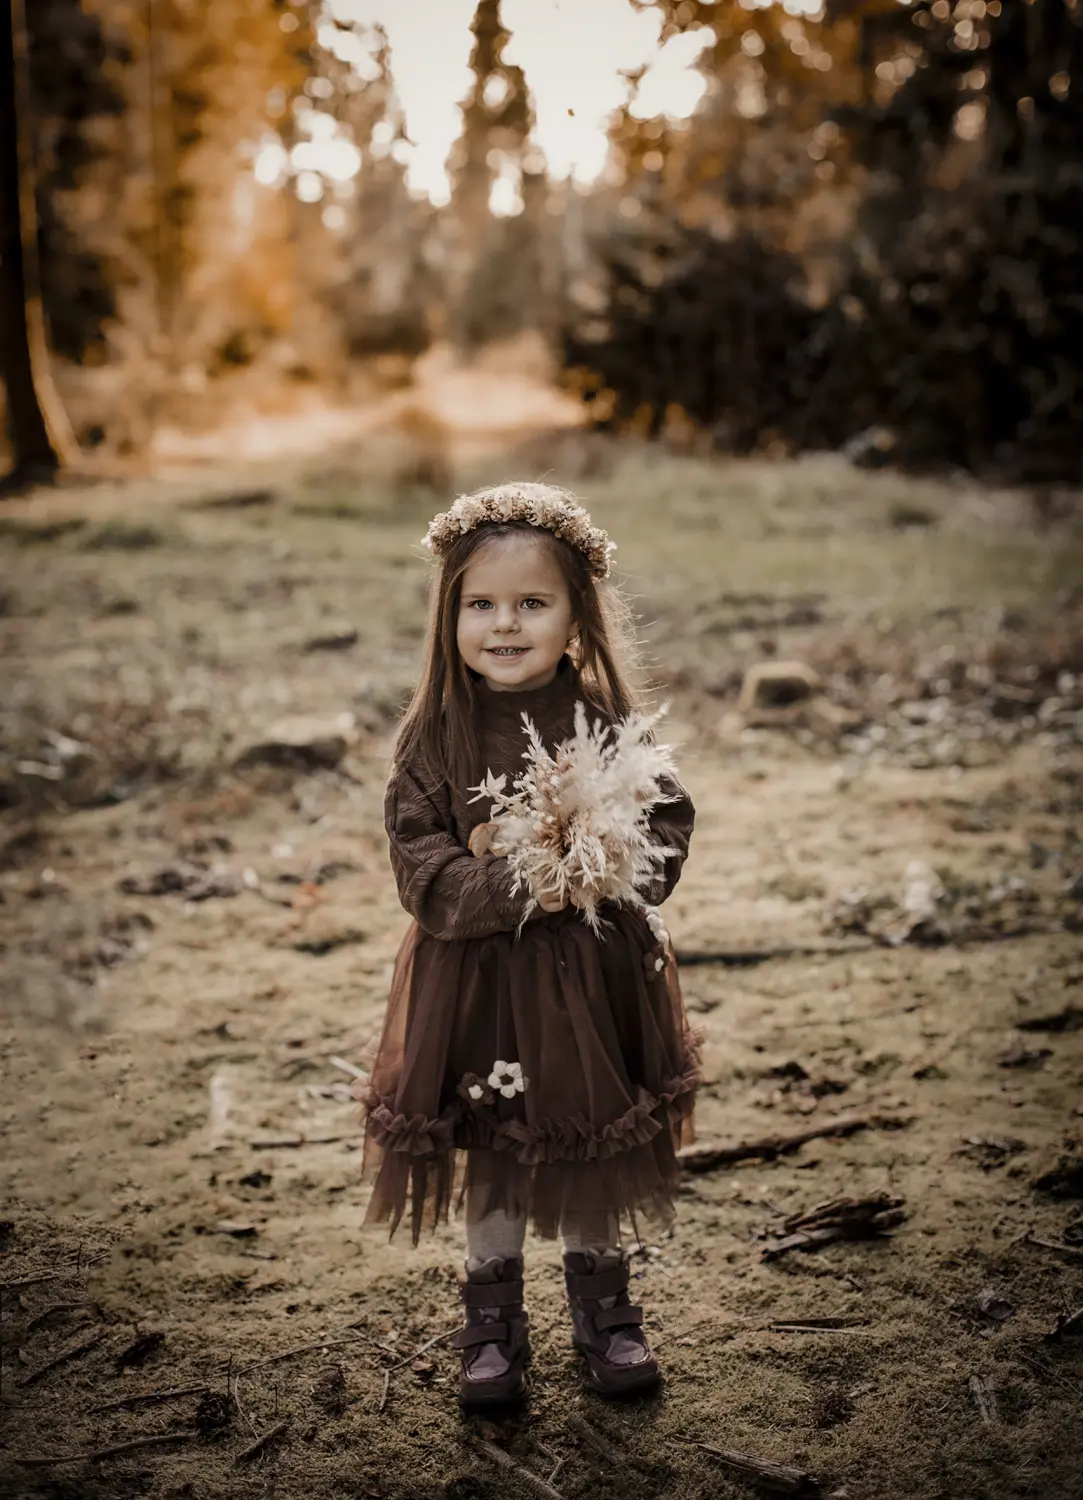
top-left (364, 1056), bottom-right (697, 1167)
top-left (364, 1103), bottom-right (459, 1158)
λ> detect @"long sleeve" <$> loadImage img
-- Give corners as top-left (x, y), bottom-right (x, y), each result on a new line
top-left (641, 774), bottom-right (695, 907)
top-left (385, 762), bottom-right (529, 942)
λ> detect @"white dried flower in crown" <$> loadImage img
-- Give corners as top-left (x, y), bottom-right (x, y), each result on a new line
top-left (421, 482), bottom-right (616, 580)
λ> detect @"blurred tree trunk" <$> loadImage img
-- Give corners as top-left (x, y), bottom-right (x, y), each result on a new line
top-left (0, 0), bottom-right (78, 489)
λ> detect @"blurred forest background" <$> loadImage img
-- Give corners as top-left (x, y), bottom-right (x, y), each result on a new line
top-left (3, 0), bottom-right (1082, 491)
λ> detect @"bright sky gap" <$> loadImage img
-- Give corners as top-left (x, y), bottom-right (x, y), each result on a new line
top-left (254, 0), bottom-right (826, 211)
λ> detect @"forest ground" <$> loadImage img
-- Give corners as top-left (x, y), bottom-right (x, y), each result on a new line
top-left (1, 404), bottom-right (1082, 1500)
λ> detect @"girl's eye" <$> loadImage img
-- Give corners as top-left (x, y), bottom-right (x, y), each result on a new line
top-left (467, 598), bottom-right (545, 610)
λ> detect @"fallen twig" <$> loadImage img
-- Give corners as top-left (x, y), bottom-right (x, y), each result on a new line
top-left (1017, 1351), bottom-right (1078, 1395)
top-left (233, 1372), bottom-right (259, 1439)
top-left (761, 1194), bottom-right (906, 1261)
top-left (768, 1318), bottom-right (868, 1333)
top-left (377, 1368), bottom-right (390, 1413)
top-left (17, 1330), bottom-right (106, 1387)
top-left (237, 1334), bottom-right (366, 1375)
top-left (968, 1374), bottom-right (997, 1423)
top-left (0, 1271), bottom-right (64, 1291)
top-left (679, 1116), bottom-right (905, 1174)
top-left (328, 1055), bottom-right (366, 1079)
top-left (1019, 1230), bottom-right (1083, 1260)
top-left (651, 1320), bottom-right (716, 1351)
top-left (25, 1300), bottom-right (100, 1332)
top-left (475, 1439), bottom-right (567, 1500)
top-left (248, 1133), bottom-right (358, 1149)
top-left (390, 1325), bottom-right (458, 1370)
top-left (683, 1440), bottom-right (821, 1497)
top-left (675, 943), bottom-right (873, 968)
top-left (1046, 1305), bottom-right (1083, 1341)
top-left (92, 1381), bottom-right (210, 1412)
top-left (16, 1430), bottom-right (198, 1467)
top-left (235, 1420), bottom-right (288, 1464)
top-left (568, 1415), bottom-right (625, 1466)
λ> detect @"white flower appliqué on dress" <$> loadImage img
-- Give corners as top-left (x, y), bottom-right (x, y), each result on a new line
top-left (487, 1060), bottom-right (526, 1099)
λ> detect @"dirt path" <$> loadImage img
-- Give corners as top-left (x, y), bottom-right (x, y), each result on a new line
top-left (1, 438), bottom-right (1082, 1499)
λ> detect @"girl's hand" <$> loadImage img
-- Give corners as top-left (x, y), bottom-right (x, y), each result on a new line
top-left (468, 821), bottom-right (498, 857)
top-left (536, 881), bottom-right (568, 913)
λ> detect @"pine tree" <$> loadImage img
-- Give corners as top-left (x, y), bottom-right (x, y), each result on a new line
top-left (445, 0), bottom-right (542, 348)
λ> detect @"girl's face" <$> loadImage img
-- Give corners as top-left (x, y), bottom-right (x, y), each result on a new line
top-left (457, 534), bottom-right (576, 692)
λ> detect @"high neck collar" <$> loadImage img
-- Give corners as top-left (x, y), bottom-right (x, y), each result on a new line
top-left (472, 654), bottom-right (579, 718)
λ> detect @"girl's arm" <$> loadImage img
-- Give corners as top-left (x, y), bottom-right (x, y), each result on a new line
top-left (385, 762), bottom-right (529, 941)
top-left (642, 775), bottom-right (695, 907)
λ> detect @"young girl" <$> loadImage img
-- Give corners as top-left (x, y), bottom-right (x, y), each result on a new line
top-left (362, 482), bottom-right (697, 1406)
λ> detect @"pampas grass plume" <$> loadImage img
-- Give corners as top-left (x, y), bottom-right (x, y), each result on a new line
top-left (469, 701), bottom-right (679, 932)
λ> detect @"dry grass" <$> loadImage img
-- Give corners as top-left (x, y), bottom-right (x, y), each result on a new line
top-left (1, 432), bottom-right (1082, 1500)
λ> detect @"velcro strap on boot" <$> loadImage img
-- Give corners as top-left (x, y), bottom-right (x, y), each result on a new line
top-left (451, 1321), bottom-right (510, 1350)
top-left (564, 1265), bottom-right (629, 1300)
top-left (461, 1278), bottom-right (523, 1308)
top-left (594, 1303), bottom-right (644, 1332)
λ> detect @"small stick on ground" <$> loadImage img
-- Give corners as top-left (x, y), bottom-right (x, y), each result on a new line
top-left (233, 1373), bottom-right (259, 1439)
top-left (25, 1301), bottom-right (100, 1332)
top-left (376, 1369), bottom-right (390, 1413)
top-left (678, 1116), bottom-right (906, 1174)
top-left (17, 1330), bottom-right (106, 1387)
top-left (761, 1194), bottom-right (906, 1261)
top-left (390, 1325), bottom-right (458, 1370)
top-left (685, 1441), bottom-right (821, 1497)
top-left (235, 1420), bottom-right (289, 1464)
top-left (1047, 1305), bottom-right (1083, 1341)
top-left (328, 1055), bottom-right (366, 1079)
top-left (1017, 1351), bottom-right (1077, 1396)
top-left (248, 1133), bottom-right (355, 1150)
top-left (237, 1334), bottom-right (367, 1375)
top-left (650, 1321), bottom-right (711, 1351)
top-left (674, 943), bottom-right (874, 968)
top-left (1020, 1231), bottom-right (1083, 1260)
top-left (769, 1319), bottom-right (869, 1333)
top-left (16, 1430), bottom-right (199, 1468)
top-left (567, 1415), bottom-right (625, 1467)
top-left (475, 1439), bottom-right (567, 1500)
top-left (969, 1374), bottom-right (997, 1423)
top-left (92, 1382), bottom-right (210, 1412)
top-left (0, 1271), bottom-right (65, 1292)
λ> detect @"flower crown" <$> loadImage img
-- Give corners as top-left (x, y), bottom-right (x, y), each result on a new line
top-left (421, 483), bottom-right (616, 580)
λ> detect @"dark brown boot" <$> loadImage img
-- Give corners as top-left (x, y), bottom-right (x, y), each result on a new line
top-left (563, 1251), bottom-right (660, 1396)
top-left (452, 1255), bottom-right (531, 1408)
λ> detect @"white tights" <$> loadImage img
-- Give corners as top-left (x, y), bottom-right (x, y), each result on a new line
top-left (463, 1201), bottom-right (621, 1269)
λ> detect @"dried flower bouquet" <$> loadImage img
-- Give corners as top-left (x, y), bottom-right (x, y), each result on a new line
top-left (468, 701), bottom-right (680, 934)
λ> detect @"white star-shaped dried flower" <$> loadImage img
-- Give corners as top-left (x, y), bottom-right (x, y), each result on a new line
top-left (487, 1059), bottom-right (526, 1098)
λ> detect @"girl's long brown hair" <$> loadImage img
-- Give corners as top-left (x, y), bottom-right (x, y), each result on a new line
top-left (393, 514), bottom-right (643, 795)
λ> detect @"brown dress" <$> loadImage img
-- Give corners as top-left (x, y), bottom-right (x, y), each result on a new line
top-left (362, 656), bottom-right (699, 1246)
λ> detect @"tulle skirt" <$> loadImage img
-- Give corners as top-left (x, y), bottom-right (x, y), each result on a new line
top-left (361, 905), bottom-right (699, 1245)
